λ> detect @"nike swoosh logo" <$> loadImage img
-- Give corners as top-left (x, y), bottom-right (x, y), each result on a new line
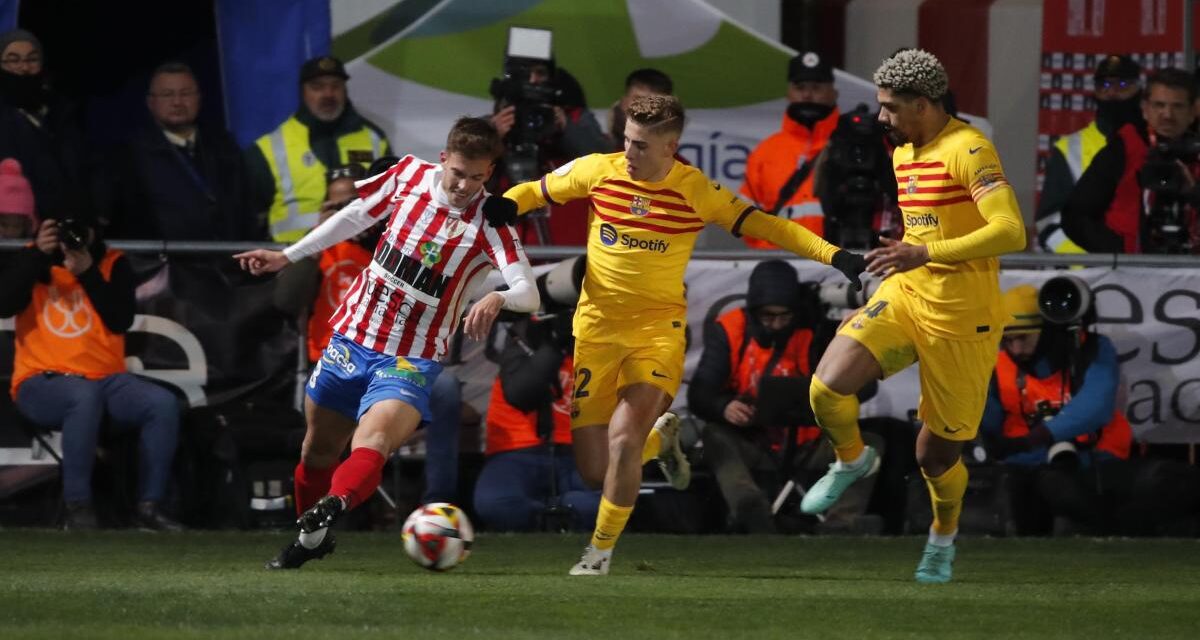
top-left (944, 425), bottom-right (964, 433)
top-left (651, 370), bottom-right (671, 379)
top-left (969, 146), bottom-right (982, 154)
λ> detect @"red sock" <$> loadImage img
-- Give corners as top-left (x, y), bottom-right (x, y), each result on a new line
top-left (328, 447), bottom-right (386, 510)
top-left (294, 461), bottom-right (336, 516)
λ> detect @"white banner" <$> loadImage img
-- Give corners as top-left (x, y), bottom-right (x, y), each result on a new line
top-left (455, 263), bottom-right (1200, 444)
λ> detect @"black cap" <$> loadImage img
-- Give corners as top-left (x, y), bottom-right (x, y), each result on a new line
top-left (788, 51), bottom-right (834, 84)
top-left (300, 55), bottom-right (350, 83)
top-left (1093, 54), bottom-right (1139, 83)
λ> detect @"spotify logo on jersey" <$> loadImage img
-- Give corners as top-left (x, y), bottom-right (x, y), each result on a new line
top-left (599, 223), bottom-right (619, 246)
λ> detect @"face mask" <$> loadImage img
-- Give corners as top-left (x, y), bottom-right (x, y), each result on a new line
top-left (0, 71), bottom-right (47, 111)
top-left (786, 101), bottom-right (834, 128)
top-left (1094, 92), bottom-right (1141, 133)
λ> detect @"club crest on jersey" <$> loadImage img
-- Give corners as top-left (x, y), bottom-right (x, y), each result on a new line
top-left (419, 241), bottom-right (442, 268)
top-left (906, 175), bottom-right (918, 194)
top-left (630, 195), bottom-right (651, 217)
top-left (442, 217), bottom-right (468, 239)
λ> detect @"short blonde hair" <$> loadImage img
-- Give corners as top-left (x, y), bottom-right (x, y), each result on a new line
top-left (626, 94), bottom-right (685, 137)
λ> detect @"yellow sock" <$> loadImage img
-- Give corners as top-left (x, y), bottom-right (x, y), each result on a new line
top-left (809, 375), bottom-right (864, 462)
top-left (641, 428), bottom-right (662, 464)
top-left (923, 459), bottom-right (968, 535)
top-left (590, 496), bottom-right (633, 551)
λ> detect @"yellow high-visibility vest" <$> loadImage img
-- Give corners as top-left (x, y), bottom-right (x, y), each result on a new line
top-left (256, 116), bottom-right (386, 242)
top-left (1047, 121), bottom-right (1108, 254)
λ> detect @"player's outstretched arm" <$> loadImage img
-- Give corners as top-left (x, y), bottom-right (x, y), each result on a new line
top-left (498, 154), bottom-right (601, 221)
top-left (233, 248), bottom-right (290, 276)
top-left (924, 188), bottom-right (1026, 263)
top-left (462, 261), bottom-right (540, 340)
top-left (737, 210), bottom-right (866, 289)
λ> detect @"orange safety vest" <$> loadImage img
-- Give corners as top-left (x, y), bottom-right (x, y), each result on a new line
top-left (484, 355), bottom-right (574, 456)
top-left (739, 108), bottom-right (839, 249)
top-left (715, 309), bottom-right (820, 444)
top-left (308, 241), bottom-right (374, 363)
top-left (994, 350), bottom-right (1131, 460)
top-left (12, 249), bottom-right (127, 397)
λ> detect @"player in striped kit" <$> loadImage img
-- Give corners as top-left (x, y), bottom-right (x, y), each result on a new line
top-left (235, 117), bottom-right (539, 569)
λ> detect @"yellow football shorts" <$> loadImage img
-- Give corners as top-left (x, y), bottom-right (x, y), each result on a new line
top-left (837, 283), bottom-right (1000, 441)
top-left (570, 335), bottom-right (685, 429)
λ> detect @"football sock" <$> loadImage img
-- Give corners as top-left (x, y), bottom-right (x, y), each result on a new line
top-left (329, 447), bottom-right (386, 510)
top-left (293, 461), bottom-right (336, 516)
top-left (810, 375), bottom-right (865, 463)
top-left (590, 496), bottom-right (633, 551)
top-left (641, 427), bottom-right (663, 464)
top-left (923, 458), bottom-right (967, 538)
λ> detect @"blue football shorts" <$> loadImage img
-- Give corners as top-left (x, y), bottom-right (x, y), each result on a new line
top-left (306, 332), bottom-right (442, 424)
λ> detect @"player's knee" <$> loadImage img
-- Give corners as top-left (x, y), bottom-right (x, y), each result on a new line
top-left (916, 450), bottom-right (957, 478)
top-left (300, 436), bottom-right (342, 468)
top-left (608, 430), bottom-right (643, 463)
top-left (809, 374), bottom-right (851, 416)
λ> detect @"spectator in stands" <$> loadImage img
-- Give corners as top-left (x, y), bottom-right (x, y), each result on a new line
top-left (982, 283), bottom-right (1200, 535)
top-left (97, 62), bottom-right (258, 241)
top-left (271, 158), bottom-right (465, 505)
top-left (1036, 55), bottom-right (1142, 254)
top-left (0, 159), bottom-right (181, 531)
top-left (740, 52), bottom-right (840, 249)
top-left (1062, 68), bottom-right (1199, 254)
top-left (246, 55), bottom-right (391, 243)
top-left (474, 258), bottom-right (600, 531)
top-left (688, 260), bottom-right (884, 533)
top-left (607, 68), bottom-right (674, 151)
top-left (0, 28), bottom-right (83, 221)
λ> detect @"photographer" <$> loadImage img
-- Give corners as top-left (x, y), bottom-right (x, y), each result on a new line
top-left (981, 281), bottom-right (1199, 535)
top-left (488, 36), bottom-right (611, 246)
top-left (0, 168), bottom-right (181, 530)
top-left (473, 257), bottom-right (600, 531)
top-left (1061, 68), bottom-right (1200, 254)
top-left (688, 260), bottom-right (885, 533)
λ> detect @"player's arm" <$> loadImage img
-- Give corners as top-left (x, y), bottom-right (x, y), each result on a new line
top-left (716, 192), bottom-right (866, 288)
top-left (494, 154), bottom-right (603, 218)
top-left (463, 225), bottom-right (541, 340)
top-left (924, 142), bottom-right (1026, 263)
top-left (234, 160), bottom-right (403, 275)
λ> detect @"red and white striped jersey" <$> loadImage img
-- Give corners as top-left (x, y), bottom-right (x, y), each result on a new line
top-left (328, 155), bottom-right (526, 359)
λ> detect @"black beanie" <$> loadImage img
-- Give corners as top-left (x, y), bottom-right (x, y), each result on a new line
top-left (746, 260), bottom-right (801, 310)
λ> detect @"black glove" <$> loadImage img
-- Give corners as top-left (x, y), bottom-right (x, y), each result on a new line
top-left (831, 250), bottom-right (866, 291)
top-left (483, 195), bottom-right (518, 228)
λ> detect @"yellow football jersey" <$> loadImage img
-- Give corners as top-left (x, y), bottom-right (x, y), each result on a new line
top-left (892, 118), bottom-right (1023, 338)
top-left (505, 153), bottom-right (757, 345)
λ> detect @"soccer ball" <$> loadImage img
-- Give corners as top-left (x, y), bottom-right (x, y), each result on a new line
top-left (401, 502), bottom-right (474, 571)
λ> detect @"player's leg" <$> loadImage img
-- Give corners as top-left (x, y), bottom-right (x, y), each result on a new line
top-left (802, 294), bottom-right (913, 515)
top-left (572, 381), bottom-right (671, 576)
top-left (294, 396), bottom-right (357, 514)
top-left (568, 339), bottom-right (622, 489)
top-left (911, 333), bottom-right (998, 584)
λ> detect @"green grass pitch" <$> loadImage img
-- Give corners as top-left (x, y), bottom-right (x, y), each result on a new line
top-left (1, 530), bottom-right (1198, 639)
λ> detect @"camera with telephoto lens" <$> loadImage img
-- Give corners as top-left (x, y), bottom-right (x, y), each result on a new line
top-left (57, 218), bottom-right (89, 251)
top-left (821, 103), bottom-right (892, 249)
top-left (1138, 132), bottom-right (1200, 254)
top-left (489, 26), bottom-right (561, 185)
top-left (1038, 274), bottom-right (1093, 327)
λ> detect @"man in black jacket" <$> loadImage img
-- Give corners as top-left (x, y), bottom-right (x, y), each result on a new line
top-left (98, 62), bottom-right (258, 241)
top-left (1061, 68), bottom-right (1198, 254)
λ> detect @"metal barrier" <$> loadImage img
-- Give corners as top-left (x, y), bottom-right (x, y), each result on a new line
top-left (2, 239), bottom-right (1196, 269)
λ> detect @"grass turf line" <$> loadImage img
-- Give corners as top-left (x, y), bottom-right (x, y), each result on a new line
top-left (1, 531), bottom-right (1198, 639)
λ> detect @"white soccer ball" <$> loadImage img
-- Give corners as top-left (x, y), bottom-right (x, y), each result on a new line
top-left (401, 502), bottom-right (474, 571)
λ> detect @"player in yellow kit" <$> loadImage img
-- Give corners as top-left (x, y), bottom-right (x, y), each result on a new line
top-left (486, 94), bottom-right (866, 575)
top-left (797, 49), bottom-right (1026, 583)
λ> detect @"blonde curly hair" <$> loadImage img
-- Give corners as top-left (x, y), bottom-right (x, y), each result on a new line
top-left (873, 49), bottom-right (948, 101)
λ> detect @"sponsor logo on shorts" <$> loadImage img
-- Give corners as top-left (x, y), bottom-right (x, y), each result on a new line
top-left (321, 344), bottom-right (357, 374)
top-left (651, 370), bottom-right (671, 379)
top-left (373, 356), bottom-right (426, 386)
